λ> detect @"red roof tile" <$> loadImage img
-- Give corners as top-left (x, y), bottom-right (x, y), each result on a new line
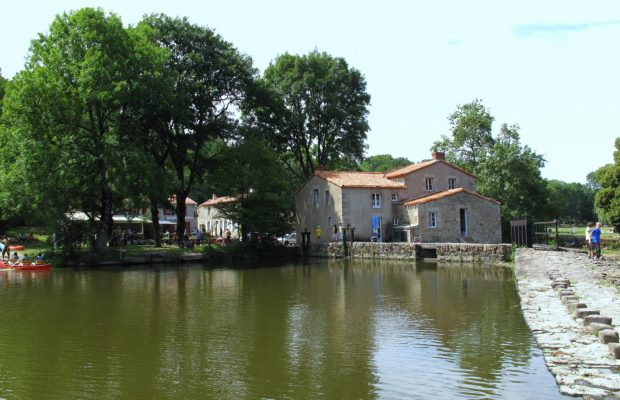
top-left (170, 195), bottom-right (198, 205)
top-left (198, 196), bottom-right (237, 207)
top-left (315, 171), bottom-right (406, 189)
top-left (402, 188), bottom-right (500, 206)
top-left (385, 159), bottom-right (477, 179)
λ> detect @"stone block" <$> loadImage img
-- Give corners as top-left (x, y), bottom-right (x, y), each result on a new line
top-left (566, 302), bottom-right (587, 313)
top-left (575, 309), bottom-right (600, 319)
top-left (559, 290), bottom-right (574, 296)
top-left (609, 343), bottom-right (620, 359)
top-left (561, 295), bottom-right (579, 304)
top-left (599, 329), bottom-right (619, 344)
top-left (585, 322), bottom-right (614, 334)
top-left (552, 283), bottom-right (568, 289)
top-left (583, 315), bottom-right (613, 326)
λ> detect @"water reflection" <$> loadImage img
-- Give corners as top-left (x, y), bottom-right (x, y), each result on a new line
top-left (0, 261), bottom-right (566, 399)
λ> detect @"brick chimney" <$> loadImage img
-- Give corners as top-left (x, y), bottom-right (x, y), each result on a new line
top-left (432, 151), bottom-right (445, 161)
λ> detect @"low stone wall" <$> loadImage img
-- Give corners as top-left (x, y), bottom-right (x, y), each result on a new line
top-left (436, 243), bottom-right (512, 263)
top-left (303, 242), bottom-right (511, 263)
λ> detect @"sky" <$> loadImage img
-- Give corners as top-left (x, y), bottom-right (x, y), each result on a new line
top-left (2, 1), bottom-right (619, 184)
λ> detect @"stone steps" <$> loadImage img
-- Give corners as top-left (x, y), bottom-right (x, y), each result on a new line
top-left (549, 274), bottom-right (620, 358)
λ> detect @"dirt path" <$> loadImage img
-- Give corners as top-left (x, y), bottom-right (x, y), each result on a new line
top-left (515, 248), bottom-right (620, 398)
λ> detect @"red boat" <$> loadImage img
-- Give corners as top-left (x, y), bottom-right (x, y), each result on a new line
top-left (0, 261), bottom-right (51, 271)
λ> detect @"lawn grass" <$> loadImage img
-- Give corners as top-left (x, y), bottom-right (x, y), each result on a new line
top-left (2, 226), bottom-right (207, 263)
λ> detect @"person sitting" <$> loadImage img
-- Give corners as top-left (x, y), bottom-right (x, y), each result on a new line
top-left (9, 252), bottom-right (20, 265)
top-left (19, 254), bottom-right (31, 266)
top-left (35, 253), bottom-right (45, 265)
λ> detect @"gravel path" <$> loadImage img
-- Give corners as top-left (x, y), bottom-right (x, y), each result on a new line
top-left (515, 248), bottom-right (620, 399)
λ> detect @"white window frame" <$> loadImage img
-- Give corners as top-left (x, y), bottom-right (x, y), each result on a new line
top-left (425, 177), bottom-right (434, 191)
top-left (325, 190), bottom-right (330, 205)
top-left (391, 193), bottom-right (398, 202)
top-left (448, 177), bottom-right (456, 190)
top-left (393, 216), bottom-right (399, 226)
top-left (428, 211), bottom-right (437, 228)
top-left (371, 193), bottom-right (381, 208)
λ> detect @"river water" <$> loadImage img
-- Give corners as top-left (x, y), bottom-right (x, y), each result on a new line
top-left (0, 259), bottom-right (566, 399)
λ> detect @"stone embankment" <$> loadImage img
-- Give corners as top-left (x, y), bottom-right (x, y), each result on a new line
top-left (515, 248), bottom-right (620, 398)
top-left (305, 242), bottom-right (511, 262)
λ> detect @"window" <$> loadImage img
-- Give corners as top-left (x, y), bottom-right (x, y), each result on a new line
top-left (391, 193), bottom-right (398, 202)
top-left (313, 189), bottom-right (320, 207)
top-left (393, 216), bottom-right (399, 226)
top-left (448, 178), bottom-right (456, 190)
top-left (325, 190), bottom-right (330, 205)
top-left (460, 208), bottom-right (468, 236)
top-left (371, 193), bottom-right (381, 208)
top-left (425, 177), bottom-right (434, 191)
top-left (428, 211), bottom-right (437, 228)
top-left (207, 207), bottom-right (211, 216)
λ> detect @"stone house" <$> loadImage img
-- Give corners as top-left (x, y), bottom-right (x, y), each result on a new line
top-left (295, 152), bottom-right (502, 244)
top-left (196, 196), bottom-right (239, 238)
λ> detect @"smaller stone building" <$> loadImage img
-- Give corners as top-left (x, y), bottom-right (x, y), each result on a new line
top-left (402, 188), bottom-right (501, 244)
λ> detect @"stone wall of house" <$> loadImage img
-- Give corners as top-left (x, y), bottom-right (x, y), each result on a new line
top-left (302, 242), bottom-right (511, 263)
top-left (410, 191), bottom-right (502, 244)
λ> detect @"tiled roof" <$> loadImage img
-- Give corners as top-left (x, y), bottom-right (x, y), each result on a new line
top-left (315, 171), bottom-right (406, 189)
top-left (402, 188), bottom-right (500, 206)
top-left (198, 196), bottom-right (237, 208)
top-left (170, 195), bottom-right (198, 205)
top-left (385, 159), bottom-right (477, 179)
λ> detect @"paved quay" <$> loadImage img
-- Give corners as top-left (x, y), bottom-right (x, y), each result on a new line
top-left (515, 248), bottom-right (620, 398)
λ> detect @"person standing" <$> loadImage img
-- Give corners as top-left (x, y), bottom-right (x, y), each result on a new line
top-left (315, 226), bottom-right (322, 241)
top-left (591, 222), bottom-right (602, 261)
top-left (585, 222), bottom-right (594, 259)
top-left (0, 238), bottom-right (7, 261)
top-left (332, 224), bottom-right (338, 241)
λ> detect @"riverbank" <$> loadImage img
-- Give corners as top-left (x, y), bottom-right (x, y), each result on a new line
top-left (515, 248), bottom-right (620, 398)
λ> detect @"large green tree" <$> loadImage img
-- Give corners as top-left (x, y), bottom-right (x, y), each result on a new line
top-left (545, 180), bottom-right (595, 224)
top-left (433, 102), bottom-right (548, 240)
top-left (0, 69), bottom-right (7, 117)
top-left (594, 138), bottom-right (620, 231)
top-left (1, 8), bottom-right (137, 252)
top-left (433, 99), bottom-right (494, 171)
top-left (135, 14), bottom-right (257, 243)
top-left (206, 133), bottom-right (294, 240)
top-left (251, 51), bottom-right (371, 181)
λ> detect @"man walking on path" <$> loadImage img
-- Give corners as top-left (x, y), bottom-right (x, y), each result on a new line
top-left (591, 222), bottom-right (602, 260)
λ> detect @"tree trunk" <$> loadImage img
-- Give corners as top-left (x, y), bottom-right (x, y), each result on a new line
top-left (175, 191), bottom-right (187, 247)
top-left (150, 198), bottom-right (162, 247)
top-left (95, 188), bottom-right (112, 253)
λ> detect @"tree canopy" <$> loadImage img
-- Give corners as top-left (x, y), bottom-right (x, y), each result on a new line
top-left (433, 102), bottom-right (548, 240)
top-left (433, 99), bottom-right (495, 171)
top-left (129, 14), bottom-right (257, 242)
top-left (359, 154), bottom-right (412, 172)
top-left (1, 8), bottom-right (138, 251)
top-left (594, 138), bottom-right (620, 231)
top-left (251, 50), bottom-right (371, 182)
top-left (205, 132), bottom-right (294, 240)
